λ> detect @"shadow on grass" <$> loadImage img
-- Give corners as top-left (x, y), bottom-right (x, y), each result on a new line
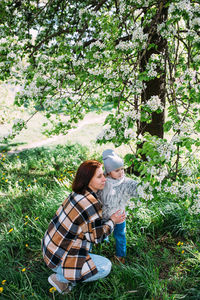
top-left (0, 141), bottom-right (27, 152)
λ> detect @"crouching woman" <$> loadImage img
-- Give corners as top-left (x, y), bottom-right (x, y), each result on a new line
top-left (42, 160), bottom-right (125, 294)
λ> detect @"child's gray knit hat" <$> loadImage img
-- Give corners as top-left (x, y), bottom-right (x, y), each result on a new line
top-left (102, 149), bottom-right (124, 174)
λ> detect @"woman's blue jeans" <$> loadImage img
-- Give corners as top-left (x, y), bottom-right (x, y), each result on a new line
top-left (104, 221), bottom-right (126, 257)
top-left (53, 253), bottom-right (112, 284)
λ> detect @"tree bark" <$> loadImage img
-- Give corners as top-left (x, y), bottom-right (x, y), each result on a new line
top-left (138, 1), bottom-right (168, 140)
top-left (128, 1), bottom-right (168, 174)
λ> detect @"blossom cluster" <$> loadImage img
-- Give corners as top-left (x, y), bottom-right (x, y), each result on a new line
top-left (90, 40), bottom-right (106, 50)
top-left (169, 0), bottom-right (193, 17)
top-left (124, 128), bottom-right (136, 139)
top-left (96, 108), bottom-right (140, 143)
top-left (156, 141), bottom-right (176, 163)
top-left (145, 60), bottom-right (157, 76)
top-left (97, 126), bottom-right (116, 141)
top-left (145, 96), bottom-right (164, 112)
top-left (137, 182), bottom-right (154, 201)
top-left (189, 192), bottom-right (200, 214)
top-left (116, 41), bottom-right (134, 51)
top-left (146, 166), bottom-right (168, 183)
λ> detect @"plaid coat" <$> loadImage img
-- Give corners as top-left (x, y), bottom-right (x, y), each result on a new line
top-left (42, 190), bottom-right (114, 283)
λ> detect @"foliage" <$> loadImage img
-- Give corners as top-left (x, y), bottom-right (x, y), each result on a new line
top-left (0, 1), bottom-right (199, 213)
top-left (0, 1), bottom-right (200, 294)
top-left (123, 133), bottom-right (200, 216)
top-left (0, 0), bottom-right (199, 143)
top-left (0, 144), bottom-right (200, 299)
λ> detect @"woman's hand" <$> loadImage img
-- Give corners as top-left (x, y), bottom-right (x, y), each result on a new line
top-left (110, 210), bottom-right (126, 224)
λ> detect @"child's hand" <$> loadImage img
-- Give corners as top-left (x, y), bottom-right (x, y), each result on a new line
top-left (110, 210), bottom-right (126, 224)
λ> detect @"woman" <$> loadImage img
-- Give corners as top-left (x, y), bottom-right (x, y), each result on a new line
top-left (42, 160), bottom-right (125, 294)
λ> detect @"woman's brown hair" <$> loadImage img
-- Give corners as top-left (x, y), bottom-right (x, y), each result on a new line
top-left (72, 160), bottom-right (102, 194)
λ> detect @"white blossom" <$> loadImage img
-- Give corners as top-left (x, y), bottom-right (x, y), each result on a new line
top-left (127, 200), bottom-right (136, 210)
top-left (131, 26), bottom-right (148, 42)
top-left (96, 126), bottom-right (116, 141)
top-left (163, 184), bottom-right (179, 195)
top-left (66, 74), bottom-right (76, 80)
top-left (13, 118), bottom-right (23, 125)
top-left (191, 17), bottom-right (200, 27)
top-left (88, 68), bottom-right (104, 76)
top-left (90, 40), bottom-right (106, 49)
top-left (145, 96), bottom-right (164, 111)
top-left (124, 128), bottom-right (136, 139)
top-left (137, 182), bottom-right (154, 201)
top-left (116, 41), bottom-right (134, 50)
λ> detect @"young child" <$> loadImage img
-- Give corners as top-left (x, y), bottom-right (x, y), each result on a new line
top-left (99, 149), bottom-right (138, 264)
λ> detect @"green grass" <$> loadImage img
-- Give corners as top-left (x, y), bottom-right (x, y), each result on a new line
top-left (1, 144), bottom-right (200, 299)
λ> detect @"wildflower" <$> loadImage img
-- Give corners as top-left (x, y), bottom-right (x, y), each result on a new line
top-left (35, 217), bottom-right (39, 221)
top-left (177, 241), bottom-right (181, 246)
top-left (181, 250), bottom-right (185, 254)
top-left (21, 268), bottom-right (26, 272)
top-left (5, 179), bottom-right (8, 182)
top-left (25, 244), bottom-right (28, 247)
top-left (0, 287), bottom-right (3, 293)
top-left (25, 215), bottom-right (28, 218)
top-left (9, 228), bottom-right (13, 233)
top-left (1, 280), bottom-right (6, 285)
top-left (25, 221), bottom-right (28, 225)
top-left (49, 287), bottom-right (56, 293)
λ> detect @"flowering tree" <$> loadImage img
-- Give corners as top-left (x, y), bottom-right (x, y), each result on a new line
top-left (0, 0), bottom-right (200, 212)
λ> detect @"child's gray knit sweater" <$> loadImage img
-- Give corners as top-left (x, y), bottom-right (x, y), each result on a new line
top-left (98, 176), bottom-right (138, 220)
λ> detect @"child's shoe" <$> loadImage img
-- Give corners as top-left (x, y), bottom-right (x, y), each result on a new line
top-left (113, 255), bottom-right (126, 264)
top-left (48, 274), bottom-right (72, 294)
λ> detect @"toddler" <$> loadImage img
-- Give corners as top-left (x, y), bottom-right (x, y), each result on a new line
top-left (99, 149), bottom-right (138, 263)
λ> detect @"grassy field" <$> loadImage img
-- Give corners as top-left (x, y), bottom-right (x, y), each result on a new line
top-left (1, 86), bottom-right (200, 299)
top-left (0, 84), bottom-right (130, 157)
top-left (0, 144), bottom-right (200, 300)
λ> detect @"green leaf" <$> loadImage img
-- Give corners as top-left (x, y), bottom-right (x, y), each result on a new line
top-left (194, 120), bottom-right (200, 132)
top-left (164, 121), bottom-right (173, 132)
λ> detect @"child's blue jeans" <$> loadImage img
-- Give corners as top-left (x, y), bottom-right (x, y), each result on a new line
top-left (105, 221), bottom-right (126, 257)
top-left (114, 221), bottom-right (126, 257)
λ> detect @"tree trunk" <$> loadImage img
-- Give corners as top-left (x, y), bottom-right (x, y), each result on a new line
top-left (138, 1), bottom-right (168, 140)
top-left (128, 2), bottom-right (168, 174)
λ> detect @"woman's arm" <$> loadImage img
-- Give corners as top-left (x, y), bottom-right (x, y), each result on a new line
top-left (81, 210), bottom-right (126, 244)
top-left (81, 217), bottom-right (114, 244)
